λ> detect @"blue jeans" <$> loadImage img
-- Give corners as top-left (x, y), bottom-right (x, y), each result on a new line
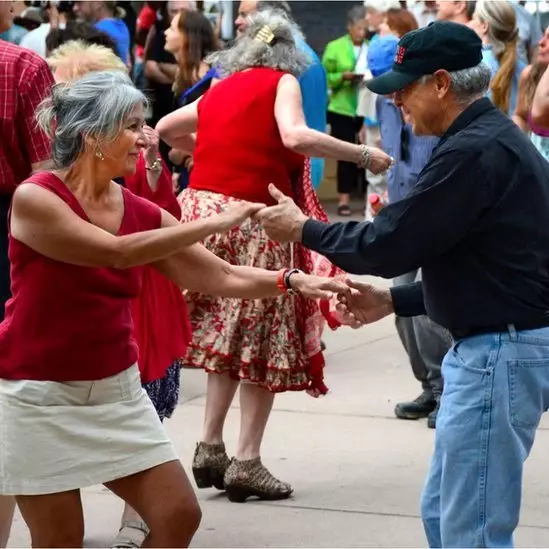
top-left (421, 326), bottom-right (549, 547)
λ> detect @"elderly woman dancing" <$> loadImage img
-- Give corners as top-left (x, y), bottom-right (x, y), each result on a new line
top-left (0, 70), bottom-right (347, 548)
top-left (157, 8), bottom-right (392, 503)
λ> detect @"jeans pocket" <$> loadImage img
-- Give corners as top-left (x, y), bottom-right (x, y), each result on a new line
top-left (450, 336), bottom-right (497, 376)
top-left (508, 359), bottom-right (549, 429)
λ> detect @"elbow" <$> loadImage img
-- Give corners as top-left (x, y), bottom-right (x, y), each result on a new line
top-left (530, 105), bottom-right (549, 129)
top-left (280, 127), bottom-right (311, 153)
top-left (109, 239), bottom-right (135, 270)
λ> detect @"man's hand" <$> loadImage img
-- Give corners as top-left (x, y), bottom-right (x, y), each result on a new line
top-left (336, 279), bottom-right (394, 327)
top-left (254, 184), bottom-right (308, 243)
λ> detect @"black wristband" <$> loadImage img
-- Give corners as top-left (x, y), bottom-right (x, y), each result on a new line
top-left (284, 268), bottom-right (301, 295)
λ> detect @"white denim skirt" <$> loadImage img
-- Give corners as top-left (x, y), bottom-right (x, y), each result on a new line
top-left (0, 364), bottom-right (178, 495)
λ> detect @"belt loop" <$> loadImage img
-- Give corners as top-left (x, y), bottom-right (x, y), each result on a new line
top-left (508, 323), bottom-right (517, 341)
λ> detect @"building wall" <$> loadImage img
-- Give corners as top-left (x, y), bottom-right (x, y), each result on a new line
top-left (289, 1), bottom-right (361, 56)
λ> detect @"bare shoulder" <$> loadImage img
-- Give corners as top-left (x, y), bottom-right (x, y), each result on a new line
top-left (278, 73), bottom-right (300, 89)
top-left (12, 183), bottom-right (68, 219)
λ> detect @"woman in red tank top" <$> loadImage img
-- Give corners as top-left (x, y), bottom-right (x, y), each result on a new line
top-left (157, 8), bottom-right (392, 503)
top-left (48, 43), bottom-right (193, 548)
top-left (0, 70), bottom-right (349, 548)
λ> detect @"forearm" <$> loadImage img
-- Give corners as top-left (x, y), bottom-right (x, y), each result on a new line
top-left (512, 113), bottom-right (529, 133)
top-left (153, 246), bottom-right (283, 298)
top-left (283, 126), bottom-right (360, 163)
top-left (144, 61), bottom-right (172, 85)
top-left (161, 134), bottom-right (196, 153)
top-left (390, 281), bottom-right (426, 317)
top-left (301, 218), bottom-right (410, 278)
top-left (115, 216), bottom-right (221, 268)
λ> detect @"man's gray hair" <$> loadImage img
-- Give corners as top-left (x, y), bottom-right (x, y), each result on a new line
top-left (206, 8), bottom-right (310, 77)
top-left (37, 71), bottom-right (146, 169)
top-left (420, 62), bottom-right (492, 104)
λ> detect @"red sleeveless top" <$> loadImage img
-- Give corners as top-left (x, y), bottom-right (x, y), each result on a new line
top-left (0, 171), bottom-right (162, 382)
top-left (189, 67), bottom-right (304, 206)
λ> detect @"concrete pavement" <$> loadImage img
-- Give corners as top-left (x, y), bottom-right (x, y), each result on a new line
top-left (8, 272), bottom-right (549, 547)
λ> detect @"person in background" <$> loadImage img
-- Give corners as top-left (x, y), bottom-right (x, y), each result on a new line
top-left (364, 0), bottom-right (402, 38)
top-left (157, 9), bottom-right (392, 503)
top-left (366, 35), bottom-right (451, 429)
top-left (45, 20), bottom-right (118, 57)
top-left (73, 0), bottom-right (130, 64)
top-left (509, 0), bottom-right (542, 65)
top-left (235, 0), bottom-right (328, 191)
top-left (20, 1), bottom-right (74, 58)
top-left (46, 41), bottom-right (193, 548)
top-left (165, 9), bottom-right (219, 192)
top-left (134, 1), bottom-right (161, 87)
top-left (0, 1), bottom-right (55, 545)
top-left (410, 0), bottom-right (437, 28)
top-left (145, 0), bottom-right (193, 170)
top-left (515, 26), bottom-right (549, 161)
top-left (435, 0), bottom-right (476, 25)
top-left (379, 7), bottom-right (419, 38)
top-left (322, 5), bottom-right (368, 216)
top-left (470, 0), bottom-right (526, 117)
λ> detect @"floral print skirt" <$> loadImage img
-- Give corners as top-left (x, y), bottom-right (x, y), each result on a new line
top-left (178, 188), bottom-right (318, 393)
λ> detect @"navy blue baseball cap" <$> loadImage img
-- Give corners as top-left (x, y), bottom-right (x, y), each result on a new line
top-left (366, 21), bottom-right (483, 95)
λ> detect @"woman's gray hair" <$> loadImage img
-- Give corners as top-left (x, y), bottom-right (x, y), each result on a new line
top-left (36, 70), bottom-right (146, 169)
top-left (206, 8), bottom-right (311, 77)
top-left (419, 62), bottom-right (492, 104)
top-left (348, 5), bottom-right (366, 24)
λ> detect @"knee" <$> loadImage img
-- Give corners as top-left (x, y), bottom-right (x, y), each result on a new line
top-left (153, 497), bottom-right (202, 544)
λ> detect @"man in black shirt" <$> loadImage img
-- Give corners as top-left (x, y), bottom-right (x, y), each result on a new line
top-left (256, 21), bottom-right (549, 549)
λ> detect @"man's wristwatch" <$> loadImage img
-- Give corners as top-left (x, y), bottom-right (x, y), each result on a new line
top-left (145, 157), bottom-right (162, 171)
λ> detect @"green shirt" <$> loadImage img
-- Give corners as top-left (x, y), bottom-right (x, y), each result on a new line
top-left (322, 34), bottom-right (365, 118)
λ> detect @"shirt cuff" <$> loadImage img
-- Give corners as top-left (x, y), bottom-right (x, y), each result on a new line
top-left (390, 281), bottom-right (426, 317)
top-left (302, 218), bottom-right (329, 250)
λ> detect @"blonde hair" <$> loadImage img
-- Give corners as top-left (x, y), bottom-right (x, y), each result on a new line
top-left (48, 40), bottom-right (127, 81)
top-left (474, 0), bottom-right (518, 114)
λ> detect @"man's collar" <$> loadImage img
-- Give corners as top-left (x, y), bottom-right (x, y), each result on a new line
top-left (440, 97), bottom-right (495, 142)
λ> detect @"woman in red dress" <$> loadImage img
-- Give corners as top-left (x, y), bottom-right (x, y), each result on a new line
top-left (157, 8), bottom-right (392, 502)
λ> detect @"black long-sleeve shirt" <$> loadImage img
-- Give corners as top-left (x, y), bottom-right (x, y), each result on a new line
top-left (302, 98), bottom-right (549, 332)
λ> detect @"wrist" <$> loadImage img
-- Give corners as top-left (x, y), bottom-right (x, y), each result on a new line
top-left (145, 155), bottom-right (161, 170)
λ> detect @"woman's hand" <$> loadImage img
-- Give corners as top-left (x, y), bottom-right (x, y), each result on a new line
top-left (365, 146), bottom-right (394, 175)
top-left (215, 202), bottom-right (266, 232)
top-left (143, 125), bottom-right (160, 166)
top-left (288, 272), bottom-right (350, 301)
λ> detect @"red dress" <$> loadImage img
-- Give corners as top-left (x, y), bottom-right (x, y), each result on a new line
top-left (179, 68), bottom-right (341, 395)
top-left (124, 154), bottom-right (192, 383)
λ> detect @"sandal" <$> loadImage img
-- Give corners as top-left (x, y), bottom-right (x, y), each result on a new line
top-left (192, 441), bottom-right (231, 490)
top-left (111, 520), bottom-right (149, 549)
top-left (337, 204), bottom-right (352, 216)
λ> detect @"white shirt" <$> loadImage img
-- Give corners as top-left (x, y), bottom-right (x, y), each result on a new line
top-left (20, 23), bottom-right (66, 58)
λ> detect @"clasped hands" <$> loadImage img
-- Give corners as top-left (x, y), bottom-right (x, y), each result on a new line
top-left (216, 185), bottom-right (394, 329)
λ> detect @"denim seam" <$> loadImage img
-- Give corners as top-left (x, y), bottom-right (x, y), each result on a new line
top-left (476, 337), bottom-right (500, 548)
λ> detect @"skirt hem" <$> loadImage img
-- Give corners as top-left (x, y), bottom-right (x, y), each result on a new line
top-left (0, 448), bottom-right (178, 496)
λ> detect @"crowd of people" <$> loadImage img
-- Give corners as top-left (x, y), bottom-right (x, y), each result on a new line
top-left (2, 0), bottom-right (549, 548)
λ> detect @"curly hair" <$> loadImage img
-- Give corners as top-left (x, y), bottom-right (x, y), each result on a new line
top-left (206, 8), bottom-right (311, 78)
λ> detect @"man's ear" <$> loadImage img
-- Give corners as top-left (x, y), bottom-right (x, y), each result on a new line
top-left (433, 70), bottom-right (453, 99)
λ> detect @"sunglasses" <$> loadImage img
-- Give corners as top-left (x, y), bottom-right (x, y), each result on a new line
top-left (400, 124), bottom-right (409, 163)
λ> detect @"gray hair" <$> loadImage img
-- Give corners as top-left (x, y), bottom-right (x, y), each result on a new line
top-left (348, 5), bottom-right (366, 24)
top-left (36, 71), bottom-right (146, 169)
top-left (419, 62), bottom-right (492, 104)
top-left (206, 8), bottom-right (311, 77)
top-left (257, 1), bottom-right (291, 16)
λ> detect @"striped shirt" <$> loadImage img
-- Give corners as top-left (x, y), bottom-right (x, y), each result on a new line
top-left (376, 96), bottom-right (439, 204)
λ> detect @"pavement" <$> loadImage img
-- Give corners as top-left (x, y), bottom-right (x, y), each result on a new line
top-left (8, 205), bottom-right (549, 548)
